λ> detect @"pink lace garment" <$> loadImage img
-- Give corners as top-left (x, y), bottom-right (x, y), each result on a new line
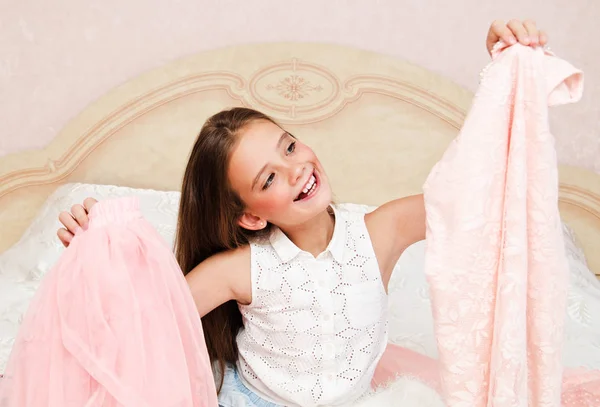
top-left (423, 41), bottom-right (600, 406)
top-left (0, 198), bottom-right (218, 407)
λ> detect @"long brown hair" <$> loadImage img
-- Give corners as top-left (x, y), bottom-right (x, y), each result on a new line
top-left (174, 107), bottom-right (277, 391)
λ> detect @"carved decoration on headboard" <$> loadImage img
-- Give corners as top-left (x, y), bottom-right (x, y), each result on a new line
top-left (0, 58), bottom-right (466, 197)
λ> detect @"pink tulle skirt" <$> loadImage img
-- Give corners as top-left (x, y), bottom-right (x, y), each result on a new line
top-left (0, 198), bottom-right (217, 407)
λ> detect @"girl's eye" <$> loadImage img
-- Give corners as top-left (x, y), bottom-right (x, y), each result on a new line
top-left (286, 141), bottom-right (296, 154)
top-left (263, 173), bottom-right (275, 190)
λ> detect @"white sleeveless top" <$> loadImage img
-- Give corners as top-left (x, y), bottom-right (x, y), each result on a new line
top-left (236, 205), bottom-right (388, 407)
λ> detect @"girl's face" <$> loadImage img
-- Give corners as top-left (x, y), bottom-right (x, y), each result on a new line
top-left (228, 119), bottom-right (332, 230)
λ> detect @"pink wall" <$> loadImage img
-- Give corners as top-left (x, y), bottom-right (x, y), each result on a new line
top-left (1, 0), bottom-right (598, 173)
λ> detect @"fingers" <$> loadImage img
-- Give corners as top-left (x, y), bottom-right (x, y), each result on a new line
top-left (489, 20), bottom-right (517, 48)
top-left (539, 30), bottom-right (548, 46)
top-left (57, 228), bottom-right (73, 247)
top-left (83, 197), bottom-right (98, 212)
top-left (522, 19), bottom-right (539, 45)
top-left (507, 19), bottom-right (531, 45)
top-left (487, 19), bottom-right (549, 56)
top-left (57, 197), bottom-right (97, 247)
top-left (58, 211), bottom-right (80, 235)
top-left (71, 204), bottom-right (89, 231)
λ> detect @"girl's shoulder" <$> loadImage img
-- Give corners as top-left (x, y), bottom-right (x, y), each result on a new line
top-left (203, 244), bottom-right (251, 270)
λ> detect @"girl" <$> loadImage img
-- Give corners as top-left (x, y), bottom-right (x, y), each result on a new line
top-left (57, 20), bottom-right (548, 407)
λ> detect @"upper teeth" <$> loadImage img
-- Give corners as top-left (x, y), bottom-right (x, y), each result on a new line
top-left (302, 175), bottom-right (316, 194)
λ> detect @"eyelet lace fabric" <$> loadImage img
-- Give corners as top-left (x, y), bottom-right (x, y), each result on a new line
top-left (237, 208), bottom-right (388, 406)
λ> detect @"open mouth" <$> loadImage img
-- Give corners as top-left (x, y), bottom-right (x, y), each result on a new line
top-left (294, 171), bottom-right (319, 202)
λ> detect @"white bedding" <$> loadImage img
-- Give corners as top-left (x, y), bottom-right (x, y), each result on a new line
top-left (1, 183), bottom-right (600, 405)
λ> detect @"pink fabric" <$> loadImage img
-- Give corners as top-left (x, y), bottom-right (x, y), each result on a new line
top-left (0, 197), bottom-right (218, 407)
top-left (422, 41), bottom-right (599, 407)
top-left (372, 43), bottom-right (600, 407)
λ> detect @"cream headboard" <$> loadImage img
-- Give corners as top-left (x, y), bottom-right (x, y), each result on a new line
top-left (1, 43), bottom-right (599, 275)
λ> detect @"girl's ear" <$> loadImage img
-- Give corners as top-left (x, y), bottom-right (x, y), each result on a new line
top-left (238, 212), bottom-right (267, 230)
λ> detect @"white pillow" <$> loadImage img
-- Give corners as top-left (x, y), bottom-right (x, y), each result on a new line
top-left (0, 186), bottom-right (597, 373)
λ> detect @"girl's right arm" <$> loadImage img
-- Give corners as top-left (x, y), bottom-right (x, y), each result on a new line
top-left (185, 246), bottom-right (252, 317)
top-left (57, 198), bottom-right (252, 318)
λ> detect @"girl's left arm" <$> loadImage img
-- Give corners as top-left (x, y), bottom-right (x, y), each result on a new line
top-left (365, 194), bottom-right (426, 289)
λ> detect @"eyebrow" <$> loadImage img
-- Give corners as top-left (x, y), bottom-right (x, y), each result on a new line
top-left (251, 131), bottom-right (289, 190)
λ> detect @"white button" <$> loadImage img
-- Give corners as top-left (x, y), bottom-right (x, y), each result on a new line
top-left (323, 314), bottom-right (331, 322)
top-left (318, 280), bottom-right (326, 288)
top-left (327, 374), bottom-right (335, 381)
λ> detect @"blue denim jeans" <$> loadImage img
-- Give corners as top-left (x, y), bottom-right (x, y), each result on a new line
top-left (217, 365), bottom-right (282, 407)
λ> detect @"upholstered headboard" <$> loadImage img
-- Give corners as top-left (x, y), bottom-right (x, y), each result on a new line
top-left (1, 43), bottom-right (599, 274)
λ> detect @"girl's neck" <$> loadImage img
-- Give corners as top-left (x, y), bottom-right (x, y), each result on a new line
top-left (281, 206), bottom-right (335, 258)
